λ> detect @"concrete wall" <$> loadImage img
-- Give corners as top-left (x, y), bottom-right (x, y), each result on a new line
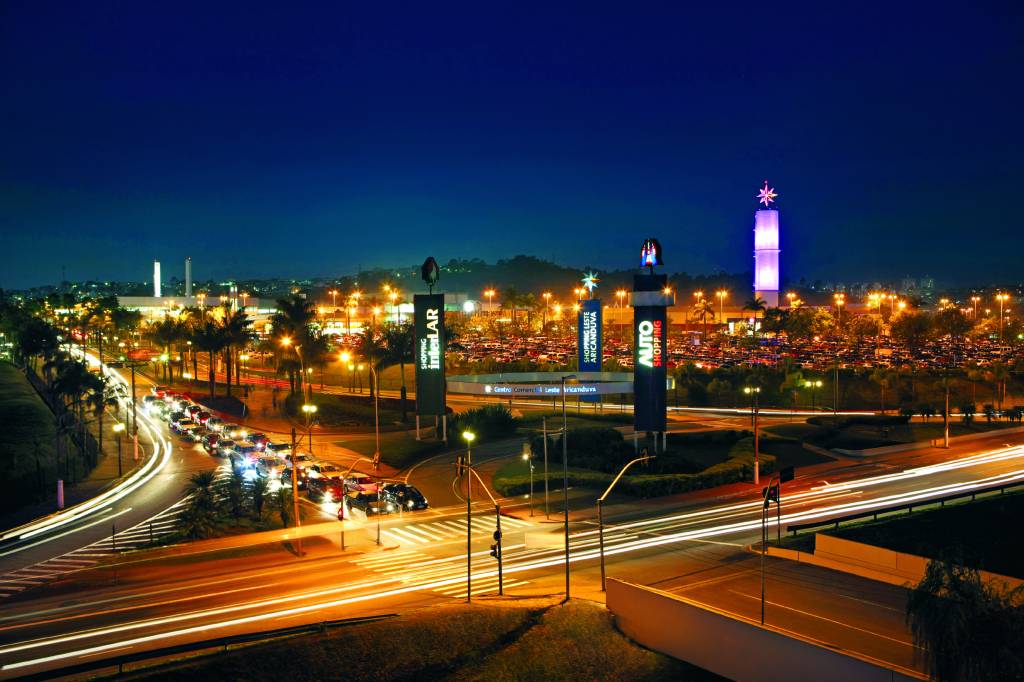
top-left (606, 578), bottom-right (923, 682)
top-left (814, 534), bottom-right (1023, 590)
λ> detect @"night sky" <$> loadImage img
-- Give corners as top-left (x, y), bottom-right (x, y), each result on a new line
top-left (2, 2), bottom-right (1022, 289)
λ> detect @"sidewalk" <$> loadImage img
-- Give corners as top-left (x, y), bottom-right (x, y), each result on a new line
top-left (0, 400), bottom-right (148, 533)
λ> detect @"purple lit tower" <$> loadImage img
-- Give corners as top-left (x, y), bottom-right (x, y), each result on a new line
top-left (753, 180), bottom-right (780, 307)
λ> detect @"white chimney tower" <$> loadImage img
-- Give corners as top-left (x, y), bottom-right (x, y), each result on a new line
top-left (185, 257), bottom-right (193, 297)
top-left (153, 260), bottom-right (162, 298)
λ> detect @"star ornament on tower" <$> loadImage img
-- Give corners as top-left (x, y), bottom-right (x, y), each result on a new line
top-left (757, 180), bottom-right (778, 207)
top-left (581, 271), bottom-right (600, 295)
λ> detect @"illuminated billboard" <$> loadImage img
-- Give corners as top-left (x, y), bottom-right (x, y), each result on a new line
top-left (633, 273), bottom-right (668, 432)
top-left (578, 299), bottom-right (602, 372)
top-left (414, 294), bottom-right (446, 416)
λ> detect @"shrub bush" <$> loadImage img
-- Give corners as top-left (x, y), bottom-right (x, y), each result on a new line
top-left (495, 435), bottom-right (774, 499)
top-left (448, 404), bottom-right (519, 442)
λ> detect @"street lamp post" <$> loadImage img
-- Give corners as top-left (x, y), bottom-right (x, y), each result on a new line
top-left (369, 365), bottom-right (381, 469)
top-left (561, 373), bottom-right (577, 600)
top-left (462, 430), bottom-right (475, 601)
top-left (996, 293), bottom-right (1009, 342)
top-left (113, 422), bottom-right (125, 477)
top-left (598, 454), bottom-right (654, 590)
top-left (302, 404), bottom-right (317, 457)
top-left (744, 386), bottom-right (761, 485)
top-left (523, 446), bottom-right (534, 517)
top-left (804, 379), bottom-right (823, 411)
top-left (716, 290), bottom-right (727, 332)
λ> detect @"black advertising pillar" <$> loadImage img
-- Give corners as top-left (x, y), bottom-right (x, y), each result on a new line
top-left (414, 293), bottom-right (446, 416)
top-left (633, 238), bottom-right (672, 434)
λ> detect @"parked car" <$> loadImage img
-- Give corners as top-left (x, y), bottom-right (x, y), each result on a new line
top-left (256, 456), bottom-right (286, 480)
top-left (345, 475), bottom-right (378, 494)
top-left (265, 442), bottom-right (291, 458)
top-left (249, 433), bottom-right (269, 449)
top-left (307, 476), bottom-right (346, 503)
top-left (202, 433), bottom-right (221, 454)
top-left (222, 424), bottom-right (246, 440)
top-left (346, 491), bottom-right (395, 516)
top-left (171, 417), bottom-right (195, 434)
top-left (382, 483), bottom-right (429, 510)
top-left (306, 463), bottom-right (344, 481)
top-left (179, 423), bottom-right (203, 442)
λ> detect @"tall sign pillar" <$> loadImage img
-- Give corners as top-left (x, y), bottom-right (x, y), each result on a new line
top-left (577, 271), bottom-right (603, 404)
top-left (414, 257), bottom-right (447, 441)
top-left (753, 180), bottom-right (780, 308)
top-left (632, 239), bottom-right (673, 450)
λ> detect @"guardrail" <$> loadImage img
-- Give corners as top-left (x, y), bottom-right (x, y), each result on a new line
top-left (787, 479), bottom-right (1024, 535)
top-left (20, 613), bottom-right (397, 681)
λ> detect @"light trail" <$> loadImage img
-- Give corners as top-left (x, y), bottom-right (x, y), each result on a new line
top-left (2, 443), bottom-right (1023, 674)
top-left (0, 348), bottom-right (172, 548)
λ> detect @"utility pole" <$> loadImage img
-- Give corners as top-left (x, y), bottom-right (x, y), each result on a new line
top-left (542, 417), bottom-right (550, 518)
top-left (290, 428), bottom-right (303, 556)
top-left (561, 374), bottom-right (576, 601)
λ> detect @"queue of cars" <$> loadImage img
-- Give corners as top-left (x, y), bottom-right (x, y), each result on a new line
top-left (144, 386), bottom-right (428, 519)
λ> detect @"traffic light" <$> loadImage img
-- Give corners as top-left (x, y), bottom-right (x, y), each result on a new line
top-left (490, 529), bottom-right (502, 560)
top-left (761, 483), bottom-right (779, 504)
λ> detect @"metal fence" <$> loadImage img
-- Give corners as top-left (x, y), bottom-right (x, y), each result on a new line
top-left (787, 479), bottom-right (1024, 535)
top-left (20, 613), bottom-right (397, 681)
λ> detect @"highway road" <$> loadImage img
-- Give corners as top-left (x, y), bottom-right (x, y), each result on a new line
top-left (0, 432), bottom-right (1022, 678)
top-left (0, 350), bottom-right (220, 599)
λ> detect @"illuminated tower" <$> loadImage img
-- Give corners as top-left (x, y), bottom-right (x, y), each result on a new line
top-left (153, 260), bottom-right (162, 298)
top-left (753, 180), bottom-right (780, 307)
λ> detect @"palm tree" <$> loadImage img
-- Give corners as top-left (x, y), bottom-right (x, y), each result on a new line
top-left (147, 319), bottom-right (180, 384)
top-left (357, 329), bottom-right (388, 398)
top-left (217, 310), bottom-right (252, 398)
top-left (271, 295), bottom-right (315, 396)
top-left (382, 324), bottom-right (415, 421)
top-left (693, 299), bottom-right (715, 341)
top-left (870, 367), bottom-right (897, 414)
top-left (178, 471), bottom-right (221, 539)
top-left (985, 362), bottom-right (1010, 416)
top-left (192, 321), bottom-right (227, 398)
top-left (743, 297), bottom-right (768, 338)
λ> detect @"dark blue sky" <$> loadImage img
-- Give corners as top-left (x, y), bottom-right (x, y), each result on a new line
top-left (2, 2), bottom-right (1021, 289)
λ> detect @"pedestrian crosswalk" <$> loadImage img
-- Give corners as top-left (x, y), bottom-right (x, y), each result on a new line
top-left (0, 497), bottom-right (190, 600)
top-left (378, 515), bottom-right (533, 546)
top-left (351, 547), bottom-right (531, 599)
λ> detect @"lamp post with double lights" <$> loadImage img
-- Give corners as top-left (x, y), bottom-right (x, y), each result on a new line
top-left (542, 292), bottom-right (552, 331)
top-left (716, 289), bottom-right (728, 331)
top-left (997, 293), bottom-right (1010, 342)
top-left (833, 292), bottom-right (845, 328)
top-left (971, 295), bottom-right (981, 319)
top-left (744, 386), bottom-right (761, 485)
top-left (804, 379), bottom-right (823, 411)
